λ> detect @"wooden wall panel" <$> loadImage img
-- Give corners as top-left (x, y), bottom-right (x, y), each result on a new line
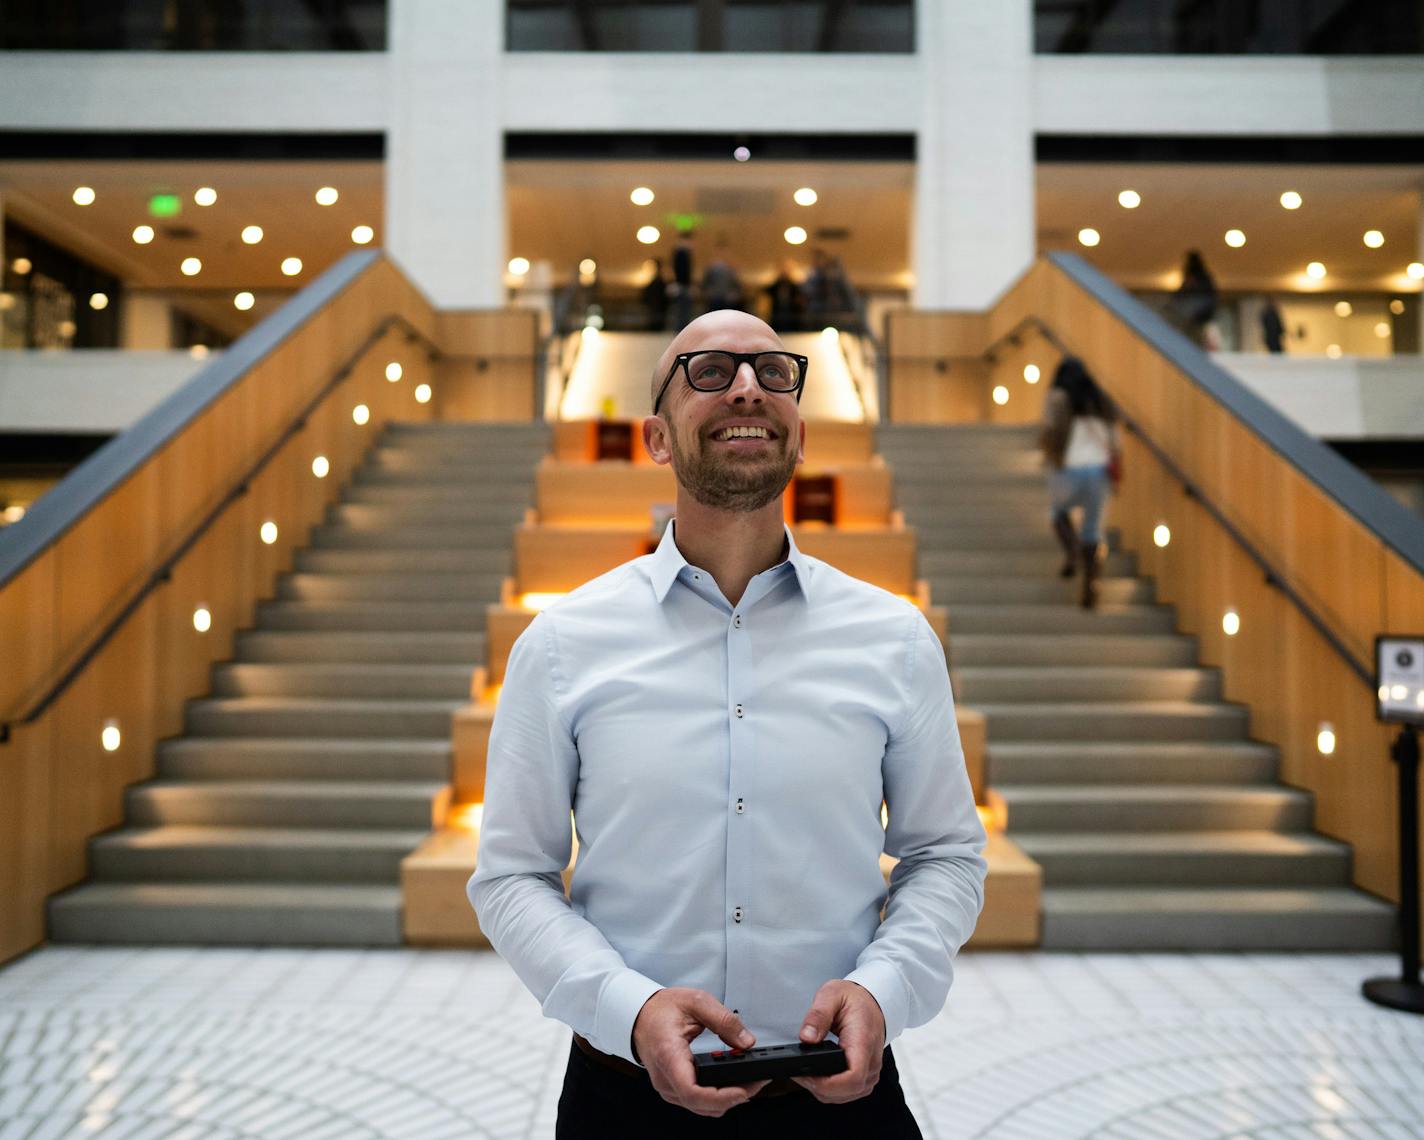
top-left (0, 719), bottom-right (51, 961)
top-left (889, 361), bottom-right (989, 423)
top-left (432, 360), bottom-right (535, 422)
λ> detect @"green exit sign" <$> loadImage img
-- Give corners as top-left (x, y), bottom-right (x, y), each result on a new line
top-left (148, 194), bottom-right (181, 218)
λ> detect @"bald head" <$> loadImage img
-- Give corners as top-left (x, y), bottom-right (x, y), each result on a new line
top-left (650, 310), bottom-right (786, 412)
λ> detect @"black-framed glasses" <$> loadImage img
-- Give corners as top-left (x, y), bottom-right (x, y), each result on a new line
top-left (653, 350), bottom-right (808, 414)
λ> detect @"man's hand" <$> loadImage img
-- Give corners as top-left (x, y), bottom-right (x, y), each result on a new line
top-left (631, 988), bottom-right (770, 1117)
top-left (791, 980), bottom-right (886, 1104)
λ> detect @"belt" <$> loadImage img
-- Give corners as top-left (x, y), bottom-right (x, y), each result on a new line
top-left (572, 1035), bottom-right (806, 1100)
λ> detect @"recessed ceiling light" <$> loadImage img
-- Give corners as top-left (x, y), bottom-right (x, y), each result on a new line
top-left (180, 257), bottom-right (202, 276)
top-left (241, 225), bottom-right (263, 245)
top-left (1390, 299), bottom-right (1405, 315)
top-left (132, 225), bottom-right (155, 245)
top-left (636, 226), bottom-right (661, 245)
top-left (630, 187), bottom-right (655, 206)
top-left (507, 257), bottom-right (530, 275)
top-left (1375, 321), bottom-right (1391, 339)
top-left (1224, 229), bottom-right (1246, 248)
top-left (11, 257), bottom-right (32, 275)
top-left (578, 258), bottom-right (597, 275)
top-left (281, 257), bottom-right (303, 276)
top-left (1306, 261), bottom-right (1327, 279)
top-left (234, 291), bottom-right (255, 311)
top-left (315, 186), bottom-right (339, 206)
top-left (1077, 228), bottom-right (1100, 247)
top-left (1363, 230), bottom-right (1385, 249)
top-left (733, 146), bottom-right (751, 162)
top-left (1407, 262), bottom-right (1424, 280)
top-left (72, 186), bottom-right (96, 206)
top-left (88, 293), bottom-right (109, 311)
top-left (794, 187), bottom-right (818, 207)
top-left (1280, 191), bottom-right (1303, 210)
top-left (194, 187), bottom-right (217, 206)
top-left (784, 226), bottom-right (808, 246)
top-left (1334, 301), bottom-right (1352, 317)
top-left (1117, 190), bottom-right (1140, 209)
top-left (351, 225), bottom-right (374, 245)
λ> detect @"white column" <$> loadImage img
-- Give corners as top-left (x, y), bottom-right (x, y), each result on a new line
top-left (121, 295), bottom-right (173, 349)
top-left (386, 0), bottom-right (505, 308)
top-left (912, 0), bottom-right (1035, 311)
top-left (0, 192), bottom-right (6, 349)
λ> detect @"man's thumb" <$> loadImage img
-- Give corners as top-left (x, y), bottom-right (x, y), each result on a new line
top-left (701, 995), bottom-right (754, 1049)
top-left (799, 990), bottom-right (837, 1043)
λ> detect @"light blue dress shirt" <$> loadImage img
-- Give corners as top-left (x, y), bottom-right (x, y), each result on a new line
top-left (468, 524), bottom-right (987, 1065)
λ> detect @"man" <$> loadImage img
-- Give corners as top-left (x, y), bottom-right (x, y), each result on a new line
top-left (469, 310), bottom-right (986, 1137)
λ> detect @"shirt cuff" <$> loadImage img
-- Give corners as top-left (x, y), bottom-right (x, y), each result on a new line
top-left (593, 968), bottom-right (665, 1066)
top-left (844, 960), bottom-right (909, 1047)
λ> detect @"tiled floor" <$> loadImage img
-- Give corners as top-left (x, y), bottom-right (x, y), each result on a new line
top-left (1, 948), bottom-right (1422, 1139)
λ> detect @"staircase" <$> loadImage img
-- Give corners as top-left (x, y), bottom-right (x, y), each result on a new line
top-left (879, 423), bottom-right (1396, 950)
top-left (48, 422), bottom-right (547, 945)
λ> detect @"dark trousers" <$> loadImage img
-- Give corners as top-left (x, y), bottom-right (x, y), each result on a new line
top-left (555, 1040), bottom-right (923, 1139)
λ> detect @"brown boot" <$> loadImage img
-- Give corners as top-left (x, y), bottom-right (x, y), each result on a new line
top-left (1052, 514), bottom-right (1077, 578)
top-left (1079, 542), bottom-right (1101, 609)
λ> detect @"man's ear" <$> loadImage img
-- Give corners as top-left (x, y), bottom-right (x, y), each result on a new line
top-left (795, 419), bottom-right (806, 466)
top-left (642, 415), bottom-right (673, 466)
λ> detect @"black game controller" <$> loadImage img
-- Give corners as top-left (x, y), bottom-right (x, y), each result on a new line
top-left (692, 1041), bottom-right (848, 1087)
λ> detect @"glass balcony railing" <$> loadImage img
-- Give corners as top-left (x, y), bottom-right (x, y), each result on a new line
top-left (0, 0), bottom-right (387, 51)
top-left (1035, 0), bottom-right (1423, 55)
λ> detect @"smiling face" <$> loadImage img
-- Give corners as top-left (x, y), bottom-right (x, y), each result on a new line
top-left (644, 311), bottom-right (805, 513)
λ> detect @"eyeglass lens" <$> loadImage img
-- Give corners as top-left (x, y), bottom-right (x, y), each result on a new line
top-left (685, 352), bottom-right (802, 391)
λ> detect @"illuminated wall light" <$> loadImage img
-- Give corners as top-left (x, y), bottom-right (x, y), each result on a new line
top-left (784, 226), bottom-right (808, 246)
top-left (281, 257), bottom-right (303, 277)
top-left (233, 292), bottom-right (255, 311)
top-left (578, 258), bottom-right (597, 275)
top-left (636, 226), bottom-right (661, 245)
top-left (385, 362), bottom-right (403, 382)
top-left (312, 455), bottom-right (330, 478)
top-left (193, 606), bottom-right (212, 634)
top-left (241, 225), bottom-right (264, 245)
top-left (2, 505), bottom-right (26, 523)
top-left (794, 187), bottom-right (818, 206)
top-left (1280, 191), bottom-right (1303, 210)
top-left (1023, 364), bottom-right (1041, 384)
top-left (585, 313), bottom-right (604, 329)
top-left (72, 186), bottom-right (96, 206)
top-left (315, 186), bottom-right (339, 206)
top-left (630, 187), bottom-right (655, 206)
top-left (180, 257), bottom-right (202, 276)
top-left (1390, 299), bottom-right (1405, 315)
top-left (1316, 722), bottom-right (1336, 756)
top-left (507, 257), bottom-right (530, 276)
top-left (581, 325), bottom-right (600, 341)
top-left (11, 257), bottom-right (32, 275)
top-left (1374, 322), bottom-right (1391, 339)
top-left (1325, 344), bottom-right (1343, 359)
top-left (1153, 524), bottom-right (1171, 548)
top-left (414, 383), bottom-right (432, 404)
top-left (259, 521), bottom-right (279, 545)
top-left (1222, 609), bottom-right (1240, 636)
top-left (1224, 229), bottom-right (1246, 248)
top-left (1077, 228), bottom-right (1100, 248)
top-left (1306, 261), bottom-right (1327, 279)
top-left (58, 320), bottom-right (76, 338)
top-left (352, 404), bottom-right (370, 425)
top-left (1390, 683), bottom-right (1408, 701)
top-left (1363, 230), bottom-right (1385, 249)
top-left (1117, 189), bottom-right (1140, 209)
top-left (351, 225), bottom-right (375, 245)
top-left (991, 385), bottom-right (1010, 406)
top-left (821, 326), bottom-right (839, 340)
top-left (518, 592), bottom-right (565, 612)
top-left (194, 187), bottom-right (218, 207)
top-left (88, 293), bottom-right (109, 311)
top-left (132, 225), bottom-right (155, 245)
top-left (1407, 262), bottom-right (1424, 280)
top-left (189, 344), bottom-right (210, 360)
top-left (101, 719), bottom-right (121, 752)
top-left (1334, 301), bottom-right (1353, 317)
top-left (733, 146), bottom-right (751, 162)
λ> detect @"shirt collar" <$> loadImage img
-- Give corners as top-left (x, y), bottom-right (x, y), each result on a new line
top-left (646, 521), bottom-right (811, 603)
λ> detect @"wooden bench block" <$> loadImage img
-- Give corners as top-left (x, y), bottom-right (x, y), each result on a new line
top-left (486, 603), bottom-right (537, 685)
top-left (957, 707), bottom-right (986, 803)
top-left (551, 420), bottom-right (876, 466)
top-left (453, 699), bottom-right (496, 803)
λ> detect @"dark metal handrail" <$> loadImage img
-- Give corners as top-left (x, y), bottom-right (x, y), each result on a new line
top-left (0, 309), bottom-right (440, 744)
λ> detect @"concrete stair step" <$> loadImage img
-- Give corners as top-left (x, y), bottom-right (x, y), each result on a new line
top-left (235, 630), bottom-right (485, 664)
top-left (978, 700), bottom-right (1248, 741)
top-left (308, 524), bottom-right (516, 549)
top-left (1039, 886), bottom-right (1396, 950)
top-left (925, 549), bottom-right (1137, 576)
top-left (90, 826), bottom-right (429, 883)
top-left (955, 666), bottom-right (1220, 704)
top-left (293, 548), bottom-right (511, 574)
top-left (950, 633), bottom-right (1195, 667)
top-left (255, 600), bottom-right (486, 631)
top-left (352, 468), bottom-right (538, 488)
top-left (185, 697), bottom-right (462, 737)
top-left (383, 420), bottom-right (549, 436)
top-left (934, 575), bottom-right (1154, 605)
top-left (366, 449), bottom-right (544, 475)
top-left (157, 737), bottom-right (450, 782)
top-left (124, 779), bottom-right (447, 828)
top-left (328, 502), bottom-right (528, 528)
top-left (986, 741), bottom-right (1278, 786)
top-left (946, 605), bottom-right (1175, 635)
top-left (211, 663), bottom-right (476, 700)
top-left (884, 454), bottom-right (1043, 477)
top-left (48, 882), bottom-right (404, 945)
top-left (341, 484), bottom-right (534, 507)
top-left (276, 571), bottom-right (506, 603)
top-left (994, 784), bottom-right (1311, 832)
top-left (1015, 830), bottom-right (1352, 887)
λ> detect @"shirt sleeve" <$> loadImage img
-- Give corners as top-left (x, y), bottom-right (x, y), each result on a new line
top-left (467, 613), bottom-right (663, 1064)
top-left (844, 612), bottom-right (988, 1046)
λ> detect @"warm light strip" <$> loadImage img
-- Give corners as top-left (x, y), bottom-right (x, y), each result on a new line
top-left (518, 592), bottom-right (566, 612)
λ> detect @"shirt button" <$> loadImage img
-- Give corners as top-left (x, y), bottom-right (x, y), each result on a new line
top-left (735, 798), bottom-right (744, 814)
top-left (733, 907), bottom-right (743, 923)
top-left (733, 615), bottom-right (742, 628)
top-left (734, 704), bottom-right (743, 718)
top-left (693, 573), bottom-right (701, 581)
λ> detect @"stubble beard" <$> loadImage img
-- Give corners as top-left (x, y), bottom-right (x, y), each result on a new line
top-left (667, 423), bottom-right (798, 512)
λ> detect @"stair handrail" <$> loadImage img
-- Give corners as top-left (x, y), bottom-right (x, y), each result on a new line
top-left (0, 296), bottom-right (442, 744)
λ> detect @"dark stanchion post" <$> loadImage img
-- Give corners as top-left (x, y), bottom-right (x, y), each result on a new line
top-left (1363, 724), bottom-right (1424, 1014)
